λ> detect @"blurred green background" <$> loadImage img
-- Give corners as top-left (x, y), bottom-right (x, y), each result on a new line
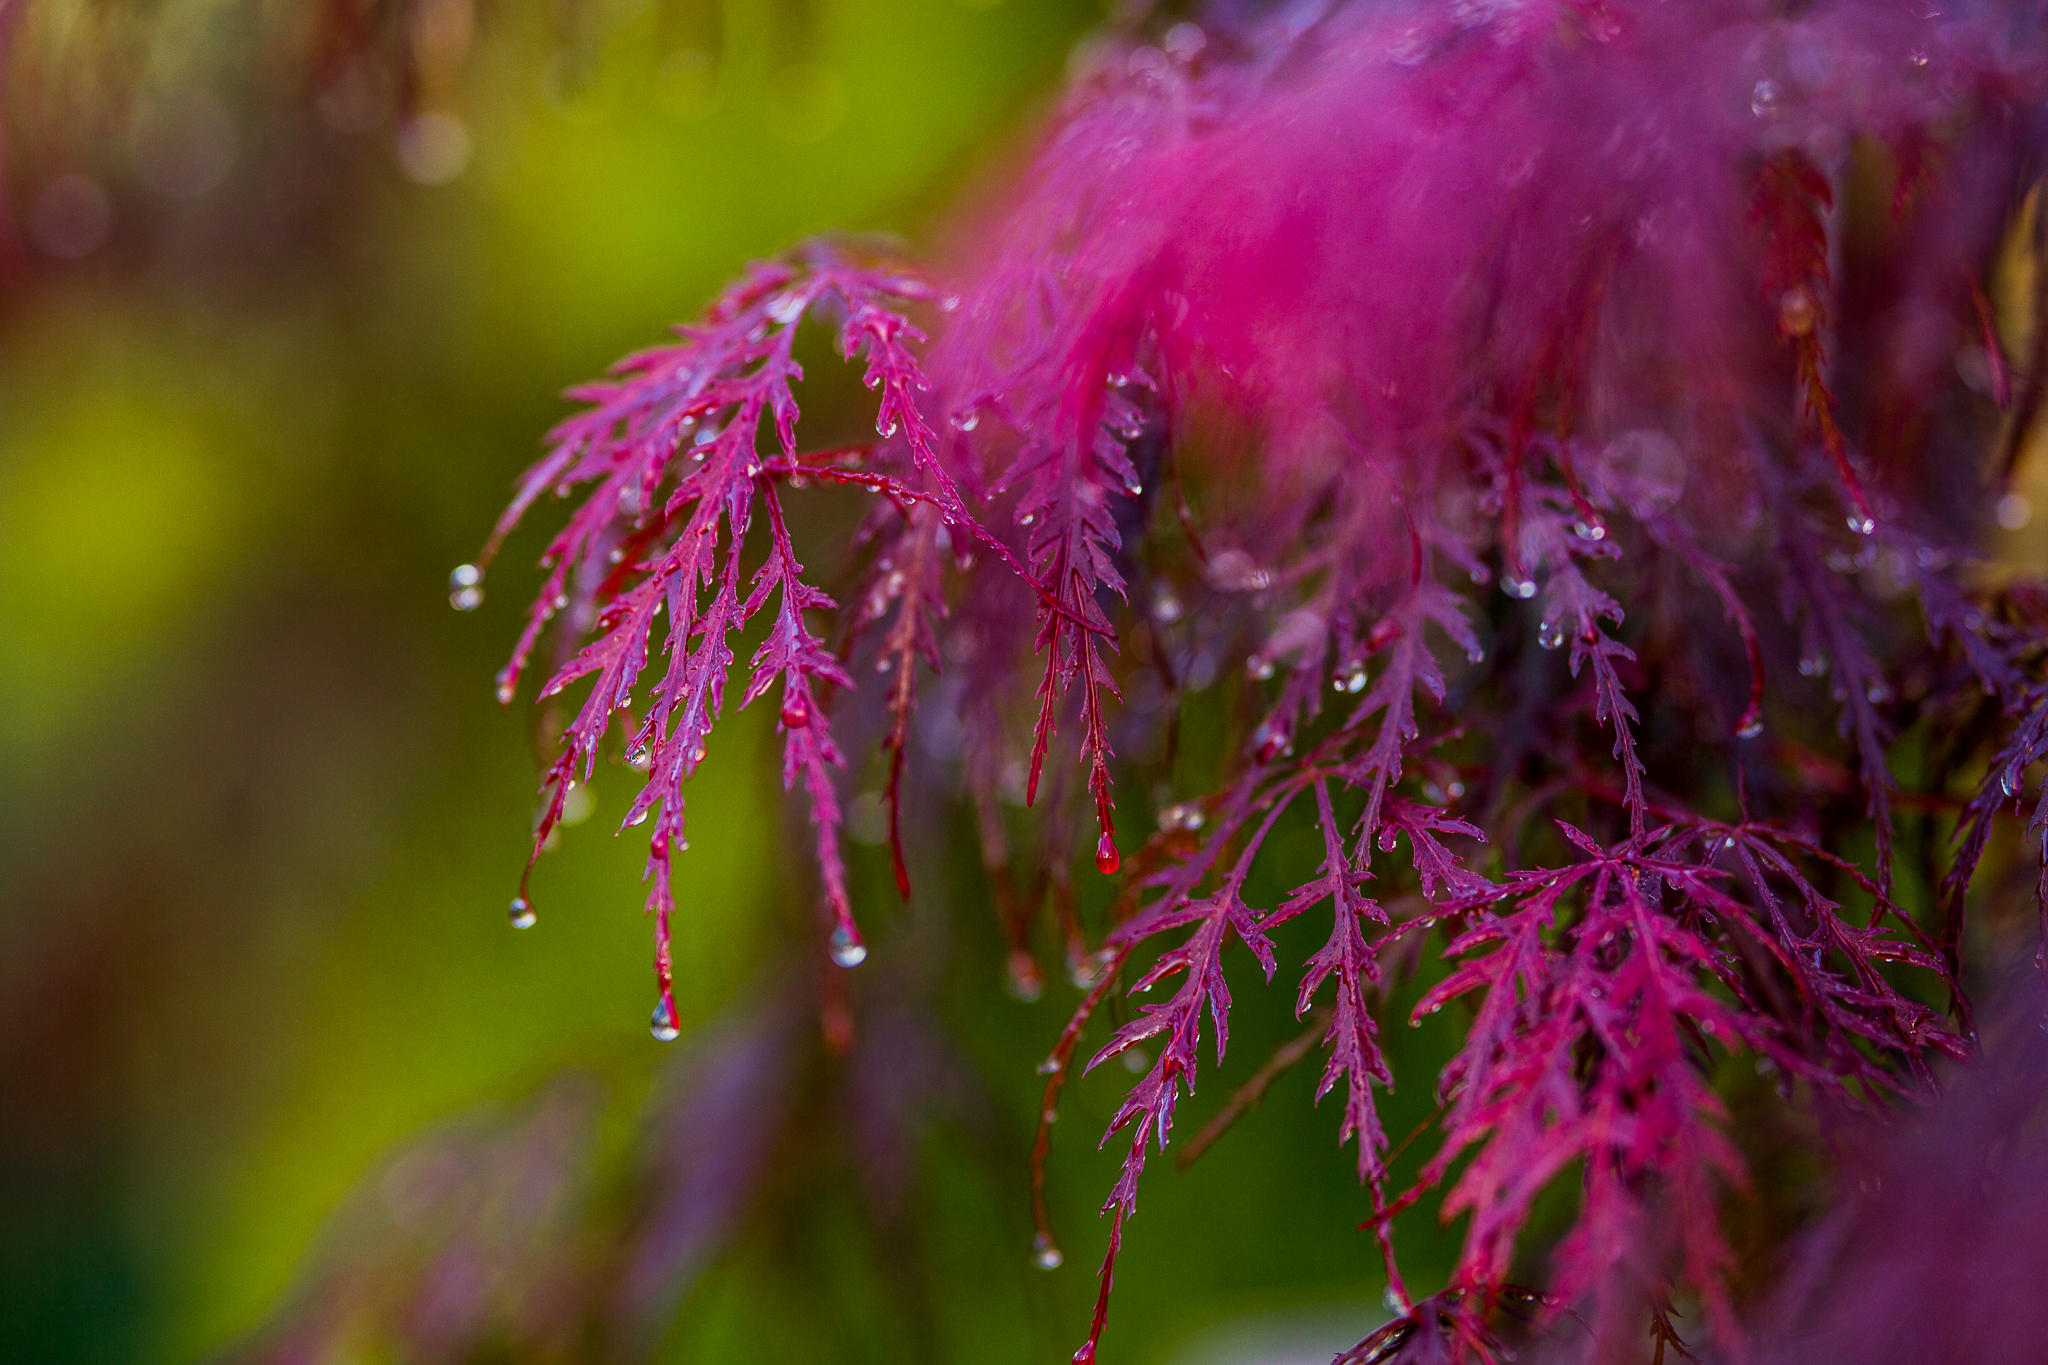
top-left (0, 3), bottom-right (1462, 1362)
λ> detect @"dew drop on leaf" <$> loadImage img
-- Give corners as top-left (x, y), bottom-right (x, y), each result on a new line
top-left (1537, 620), bottom-right (1566, 650)
top-left (650, 998), bottom-right (681, 1042)
top-left (1503, 575), bottom-right (1538, 600)
top-left (1031, 1232), bottom-right (1065, 1270)
top-left (1736, 715), bottom-right (1765, 739)
top-left (1846, 512), bottom-right (1876, 536)
top-left (829, 924), bottom-right (868, 968)
top-left (508, 896), bottom-right (536, 929)
top-left (1095, 832), bottom-right (1121, 875)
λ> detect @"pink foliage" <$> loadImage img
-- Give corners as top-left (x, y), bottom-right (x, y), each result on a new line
top-left (473, 1), bottom-right (2048, 1359)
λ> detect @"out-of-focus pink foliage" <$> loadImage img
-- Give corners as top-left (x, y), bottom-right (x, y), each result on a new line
top-left (474, 0), bottom-right (2048, 1359)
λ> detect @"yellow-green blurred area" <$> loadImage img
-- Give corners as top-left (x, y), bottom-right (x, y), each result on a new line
top-left (0, 3), bottom-right (1454, 1363)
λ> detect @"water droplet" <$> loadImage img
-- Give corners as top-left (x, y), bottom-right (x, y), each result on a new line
top-left (449, 563), bottom-right (484, 611)
top-left (780, 693), bottom-right (810, 728)
top-left (1798, 654), bottom-right (1829, 678)
top-left (1334, 662), bottom-right (1368, 694)
top-left (1095, 832), bottom-right (1121, 876)
top-left (1736, 715), bottom-right (1765, 739)
top-left (1150, 587), bottom-right (1183, 623)
top-left (1997, 492), bottom-right (2032, 530)
top-left (1503, 575), bottom-right (1538, 600)
top-left (1157, 802), bottom-right (1205, 833)
top-left (1536, 621), bottom-right (1566, 651)
top-left (1751, 78), bottom-right (1784, 118)
top-left (1031, 1232), bottom-right (1065, 1270)
top-left (495, 671), bottom-right (518, 705)
top-left (765, 291), bottom-right (805, 324)
top-left (1469, 564), bottom-right (1493, 586)
top-left (950, 408), bottom-right (980, 432)
top-left (1073, 1342), bottom-right (1097, 1365)
top-left (1035, 1054), bottom-right (1061, 1077)
top-left (508, 896), bottom-right (536, 929)
top-left (1246, 656), bottom-right (1276, 681)
top-left (626, 745), bottom-right (652, 772)
top-left (650, 998), bottom-right (681, 1042)
top-left (1253, 721), bottom-right (1291, 762)
top-left (876, 412), bottom-right (898, 439)
top-left (625, 807), bottom-right (649, 827)
top-left (1846, 512), bottom-right (1876, 536)
top-left (829, 924), bottom-right (868, 968)
top-left (1006, 951), bottom-right (1044, 1002)
top-left (1866, 681), bottom-right (1893, 705)
top-left (2002, 766), bottom-right (2025, 798)
top-left (1572, 519), bottom-right (1607, 542)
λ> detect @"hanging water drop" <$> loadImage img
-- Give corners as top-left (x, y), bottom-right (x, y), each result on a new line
top-left (495, 671), bottom-right (517, 705)
top-left (780, 693), bottom-right (810, 729)
top-left (449, 563), bottom-right (485, 611)
top-left (1503, 575), bottom-right (1538, 600)
top-left (2002, 766), bottom-right (2025, 799)
top-left (1537, 620), bottom-right (1566, 651)
top-left (1572, 519), bottom-right (1607, 543)
top-left (508, 895), bottom-right (537, 929)
top-left (1246, 656), bottom-right (1276, 681)
top-left (1095, 832), bottom-right (1121, 876)
top-left (1157, 802), bottom-right (1205, 833)
top-left (650, 998), bottom-right (681, 1042)
top-left (1735, 714), bottom-right (1765, 739)
top-left (1252, 721), bottom-right (1291, 762)
top-left (1846, 512), bottom-right (1876, 536)
top-left (1031, 1232), bottom-right (1065, 1270)
top-left (626, 745), bottom-right (653, 772)
top-left (950, 408), bottom-right (980, 433)
top-left (1798, 654), bottom-right (1829, 678)
top-left (876, 412), bottom-right (898, 439)
top-left (1005, 951), bottom-right (1044, 1002)
top-left (1751, 78), bottom-right (1784, 118)
top-left (1334, 661), bottom-right (1368, 694)
top-left (829, 924), bottom-right (868, 968)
